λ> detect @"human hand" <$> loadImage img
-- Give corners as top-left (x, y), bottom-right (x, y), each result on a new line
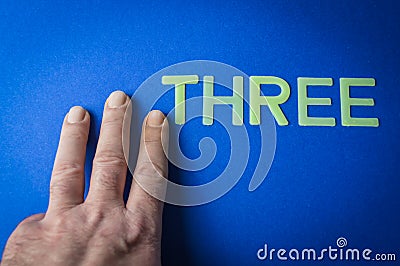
top-left (1, 91), bottom-right (168, 266)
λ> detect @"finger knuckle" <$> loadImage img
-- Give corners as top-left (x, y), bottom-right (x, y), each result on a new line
top-left (46, 211), bottom-right (87, 237)
top-left (94, 149), bottom-right (126, 168)
top-left (124, 211), bottom-right (160, 248)
top-left (95, 225), bottom-right (130, 254)
top-left (50, 163), bottom-right (82, 197)
top-left (101, 115), bottom-right (123, 129)
top-left (52, 161), bottom-right (83, 179)
top-left (50, 179), bottom-right (74, 198)
top-left (92, 152), bottom-right (126, 187)
top-left (62, 128), bottom-right (87, 141)
top-left (135, 161), bottom-right (167, 179)
top-left (92, 167), bottom-right (123, 190)
top-left (84, 206), bottom-right (105, 227)
top-left (144, 135), bottom-right (161, 144)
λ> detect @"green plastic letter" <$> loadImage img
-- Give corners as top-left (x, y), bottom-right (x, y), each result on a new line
top-left (340, 78), bottom-right (379, 127)
top-left (203, 76), bottom-right (244, 125)
top-left (297, 77), bottom-right (335, 126)
top-left (162, 75), bottom-right (199, 124)
top-left (249, 76), bottom-right (290, 125)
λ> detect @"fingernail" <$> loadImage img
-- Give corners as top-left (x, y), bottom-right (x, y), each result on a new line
top-left (147, 110), bottom-right (165, 126)
top-left (67, 106), bottom-right (86, 123)
top-left (108, 90), bottom-right (127, 108)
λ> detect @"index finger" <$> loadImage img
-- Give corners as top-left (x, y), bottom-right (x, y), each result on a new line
top-left (48, 106), bottom-right (90, 214)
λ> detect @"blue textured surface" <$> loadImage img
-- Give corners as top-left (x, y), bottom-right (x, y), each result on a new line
top-left (0, 1), bottom-right (399, 265)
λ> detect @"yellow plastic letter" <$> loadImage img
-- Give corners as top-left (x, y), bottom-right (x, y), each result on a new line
top-left (162, 75), bottom-right (199, 124)
top-left (249, 76), bottom-right (290, 125)
top-left (340, 78), bottom-right (379, 127)
top-left (297, 77), bottom-right (335, 126)
top-left (203, 76), bottom-right (244, 125)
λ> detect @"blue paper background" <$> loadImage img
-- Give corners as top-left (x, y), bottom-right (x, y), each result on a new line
top-left (0, 0), bottom-right (399, 265)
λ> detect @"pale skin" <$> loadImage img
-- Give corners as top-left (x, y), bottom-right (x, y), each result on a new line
top-left (1, 91), bottom-right (168, 265)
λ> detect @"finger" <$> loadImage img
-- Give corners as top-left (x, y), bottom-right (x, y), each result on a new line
top-left (127, 110), bottom-right (169, 222)
top-left (48, 106), bottom-right (90, 213)
top-left (86, 91), bottom-right (131, 205)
